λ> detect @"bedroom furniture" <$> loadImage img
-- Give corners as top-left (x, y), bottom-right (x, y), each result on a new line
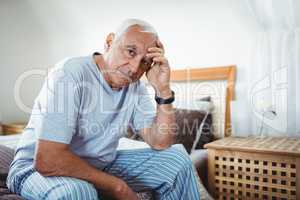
top-left (0, 143), bottom-right (212, 200)
top-left (205, 136), bottom-right (300, 200)
top-left (1, 123), bottom-right (26, 135)
top-left (142, 64), bottom-right (236, 139)
top-left (0, 134), bottom-right (22, 149)
top-left (169, 65), bottom-right (236, 137)
top-left (0, 110), bottom-right (214, 200)
top-left (0, 144), bottom-right (23, 200)
top-left (1, 65), bottom-right (236, 199)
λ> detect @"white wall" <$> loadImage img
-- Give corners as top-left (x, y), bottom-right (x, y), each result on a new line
top-left (0, 0), bottom-right (258, 123)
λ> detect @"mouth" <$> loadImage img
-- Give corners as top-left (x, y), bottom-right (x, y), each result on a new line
top-left (116, 70), bottom-right (133, 83)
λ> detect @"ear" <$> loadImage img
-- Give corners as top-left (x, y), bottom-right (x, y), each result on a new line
top-left (104, 32), bottom-right (115, 52)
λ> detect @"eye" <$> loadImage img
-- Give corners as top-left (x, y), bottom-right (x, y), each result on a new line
top-left (127, 49), bottom-right (136, 57)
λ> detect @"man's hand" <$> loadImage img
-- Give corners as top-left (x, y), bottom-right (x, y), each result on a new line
top-left (145, 40), bottom-right (171, 97)
top-left (139, 40), bottom-right (175, 150)
top-left (35, 140), bottom-right (138, 200)
top-left (111, 179), bottom-right (139, 200)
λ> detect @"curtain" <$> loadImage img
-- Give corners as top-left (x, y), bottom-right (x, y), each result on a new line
top-left (245, 0), bottom-right (300, 137)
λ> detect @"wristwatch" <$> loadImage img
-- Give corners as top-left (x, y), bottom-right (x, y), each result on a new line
top-left (155, 90), bottom-right (175, 105)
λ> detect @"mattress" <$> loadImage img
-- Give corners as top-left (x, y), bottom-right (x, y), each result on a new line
top-left (0, 134), bottom-right (22, 149)
top-left (0, 135), bottom-right (213, 199)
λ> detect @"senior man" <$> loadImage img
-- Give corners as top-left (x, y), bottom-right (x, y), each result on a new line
top-left (7, 19), bottom-right (201, 200)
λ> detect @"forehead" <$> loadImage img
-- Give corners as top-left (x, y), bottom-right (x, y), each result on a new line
top-left (119, 26), bottom-right (157, 52)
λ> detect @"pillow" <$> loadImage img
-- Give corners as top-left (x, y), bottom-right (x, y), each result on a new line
top-left (0, 145), bottom-right (16, 199)
top-left (193, 113), bottom-right (214, 150)
top-left (125, 97), bottom-right (214, 153)
top-left (0, 144), bottom-right (14, 181)
top-left (175, 96), bottom-right (214, 153)
top-left (126, 109), bottom-right (213, 154)
top-left (173, 109), bottom-right (213, 153)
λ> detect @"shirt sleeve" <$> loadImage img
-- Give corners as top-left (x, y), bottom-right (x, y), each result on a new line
top-left (130, 82), bottom-right (156, 134)
top-left (33, 67), bottom-right (81, 144)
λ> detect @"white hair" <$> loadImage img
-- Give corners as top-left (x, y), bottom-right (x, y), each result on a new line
top-left (114, 19), bottom-right (158, 42)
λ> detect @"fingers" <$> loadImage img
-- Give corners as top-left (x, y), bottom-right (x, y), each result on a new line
top-left (148, 47), bottom-right (164, 54)
top-left (146, 40), bottom-right (168, 65)
top-left (146, 52), bottom-right (168, 65)
top-left (146, 52), bottom-right (161, 59)
top-left (152, 56), bottom-right (168, 64)
top-left (146, 50), bottom-right (165, 64)
top-left (148, 40), bottom-right (165, 54)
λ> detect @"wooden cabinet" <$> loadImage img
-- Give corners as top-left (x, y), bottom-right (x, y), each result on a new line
top-left (204, 137), bottom-right (300, 200)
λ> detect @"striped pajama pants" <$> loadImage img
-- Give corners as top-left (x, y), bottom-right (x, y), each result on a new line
top-left (7, 145), bottom-right (201, 200)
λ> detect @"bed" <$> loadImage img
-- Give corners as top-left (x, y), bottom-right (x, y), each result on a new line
top-left (0, 65), bottom-right (236, 200)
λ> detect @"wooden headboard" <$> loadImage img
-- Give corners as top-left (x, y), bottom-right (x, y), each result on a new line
top-left (169, 65), bottom-right (236, 137)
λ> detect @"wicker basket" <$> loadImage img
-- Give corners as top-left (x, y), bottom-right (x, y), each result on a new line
top-left (1, 123), bottom-right (26, 135)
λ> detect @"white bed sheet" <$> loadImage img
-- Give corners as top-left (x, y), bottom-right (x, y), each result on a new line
top-left (0, 134), bottom-right (22, 149)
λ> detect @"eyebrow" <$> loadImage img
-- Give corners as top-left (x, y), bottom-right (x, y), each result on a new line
top-left (124, 45), bottom-right (137, 50)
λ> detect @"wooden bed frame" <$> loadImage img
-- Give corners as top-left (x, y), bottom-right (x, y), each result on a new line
top-left (170, 65), bottom-right (236, 137)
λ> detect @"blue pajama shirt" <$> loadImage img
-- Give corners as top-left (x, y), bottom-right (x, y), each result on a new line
top-left (6, 55), bottom-right (201, 199)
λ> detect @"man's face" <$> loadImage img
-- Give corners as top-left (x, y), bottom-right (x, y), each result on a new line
top-left (104, 26), bottom-right (157, 89)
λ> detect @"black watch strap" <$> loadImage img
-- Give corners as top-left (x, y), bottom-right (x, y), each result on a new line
top-left (155, 90), bottom-right (175, 105)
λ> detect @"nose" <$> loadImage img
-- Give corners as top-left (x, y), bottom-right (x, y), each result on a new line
top-left (128, 56), bottom-right (142, 75)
